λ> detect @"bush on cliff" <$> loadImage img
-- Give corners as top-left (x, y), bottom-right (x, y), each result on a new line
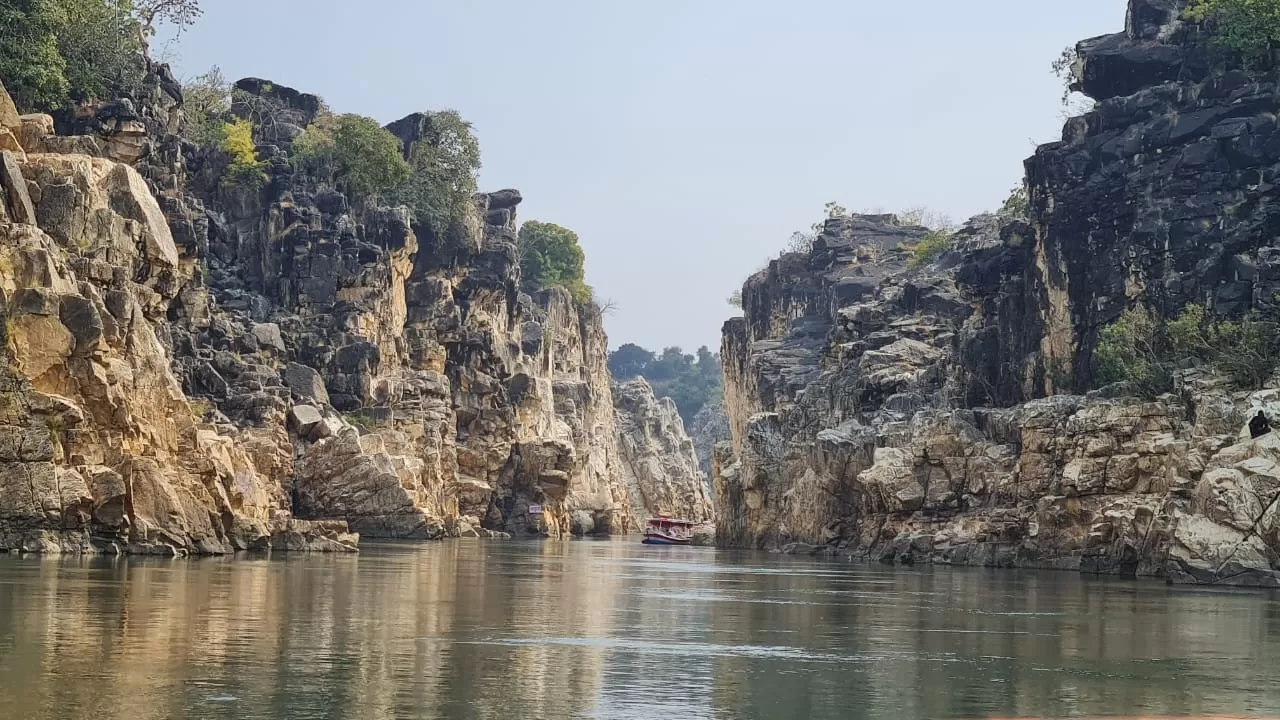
top-left (292, 113), bottom-right (410, 202)
top-left (1094, 303), bottom-right (1279, 394)
top-left (219, 118), bottom-right (265, 188)
top-left (908, 229), bottom-right (955, 268)
top-left (1187, 0), bottom-right (1280, 67)
top-left (518, 220), bottom-right (591, 303)
top-left (390, 110), bottom-right (482, 244)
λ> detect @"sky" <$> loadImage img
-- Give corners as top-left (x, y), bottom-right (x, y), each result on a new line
top-left (164, 0), bottom-right (1125, 353)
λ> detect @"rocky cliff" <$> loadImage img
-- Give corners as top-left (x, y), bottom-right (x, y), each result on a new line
top-left (715, 0), bottom-right (1280, 586)
top-left (0, 65), bottom-right (684, 553)
top-left (613, 379), bottom-right (714, 526)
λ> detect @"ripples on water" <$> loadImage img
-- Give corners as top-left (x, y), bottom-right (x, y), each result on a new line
top-left (2, 540), bottom-right (1280, 719)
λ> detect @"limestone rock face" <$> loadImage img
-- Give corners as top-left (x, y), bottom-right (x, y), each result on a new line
top-left (714, 0), bottom-right (1280, 585)
top-left (688, 395), bottom-right (730, 479)
top-left (613, 379), bottom-right (714, 526)
top-left (0, 68), bottom-right (640, 552)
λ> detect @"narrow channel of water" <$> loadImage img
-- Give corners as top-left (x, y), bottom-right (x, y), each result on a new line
top-left (1, 539), bottom-right (1279, 719)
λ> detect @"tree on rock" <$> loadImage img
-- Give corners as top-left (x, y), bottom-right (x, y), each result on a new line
top-left (292, 113), bottom-right (410, 202)
top-left (518, 220), bottom-right (590, 303)
top-left (133, 0), bottom-right (202, 58)
top-left (1186, 0), bottom-right (1280, 67)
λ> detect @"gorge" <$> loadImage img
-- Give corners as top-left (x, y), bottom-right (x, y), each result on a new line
top-left (1, 0), bottom-right (1280, 594)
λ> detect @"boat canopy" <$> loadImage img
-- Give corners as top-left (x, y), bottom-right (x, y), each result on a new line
top-left (645, 517), bottom-right (696, 527)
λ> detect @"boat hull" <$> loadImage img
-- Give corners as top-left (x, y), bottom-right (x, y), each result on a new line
top-left (642, 534), bottom-right (691, 546)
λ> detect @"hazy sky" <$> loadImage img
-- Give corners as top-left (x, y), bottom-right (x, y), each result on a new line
top-left (166, 0), bottom-right (1124, 353)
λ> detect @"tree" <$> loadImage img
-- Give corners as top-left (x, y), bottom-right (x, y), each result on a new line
top-left (132, 0), bottom-right (202, 58)
top-left (517, 220), bottom-right (590, 302)
top-left (784, 231), bottom-right (816, 254)
top-left (58, 0), bottom-right (145, 101)
top-left (608, 343), bottom-right (653, 379)
top-left (899, 206), bottom-right (957, 231)
top-left (0, 0), bottom-right (68, 110)
top-left (608, 342), bottom-right (723, 423)
top-left (908, 229), bottom-right (955, 268)
top-left (179, 65), bottom-right (230, 144)
top-left (1186, 0), bottom-right (1280, 67)
top-left (332, 114), bottom-right (410, 200)
top-left (727, 290), bottom-right (742, 308)
top-left (391, 109), bottom-right (482, 242)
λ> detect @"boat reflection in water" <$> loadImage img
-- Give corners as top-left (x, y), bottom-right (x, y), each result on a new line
top-left (641, 516), bottom-right (695, 545)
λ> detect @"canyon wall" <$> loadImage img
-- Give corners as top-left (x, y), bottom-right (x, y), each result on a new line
top-left (0, 65), bottom-right (709, 553)
top-left (716, 0), bottom-right (1280, 586)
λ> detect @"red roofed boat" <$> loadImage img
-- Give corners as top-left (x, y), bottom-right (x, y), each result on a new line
top-left (642, 516), bottom-right (695, 545)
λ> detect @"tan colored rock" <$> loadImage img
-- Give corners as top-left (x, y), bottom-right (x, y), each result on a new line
top-left (16, 114), bottom-right (52, 151)
top-left (613, 379), bottom-right (714, 526)
top-left (0, 80), bottom-right (18, 132)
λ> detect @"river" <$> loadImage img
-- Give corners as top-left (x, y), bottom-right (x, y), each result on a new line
top-left (1, 540), bottom-right (1279, 719)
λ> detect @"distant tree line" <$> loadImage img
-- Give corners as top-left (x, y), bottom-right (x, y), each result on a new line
top-left (608, 344), bottom-right (723, 423)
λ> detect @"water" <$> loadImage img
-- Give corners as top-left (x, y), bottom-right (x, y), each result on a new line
top-left (2, 541), bottom-right (1280, 720)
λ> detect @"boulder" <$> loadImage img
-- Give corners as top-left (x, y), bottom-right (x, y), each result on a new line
top-left (284, 362), bottom-right (330, 405)
top-left (0, 151), bottom-right (35, 224)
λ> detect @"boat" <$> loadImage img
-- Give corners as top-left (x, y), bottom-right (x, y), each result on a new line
top-left (642, 516), bottom-right (696, 545)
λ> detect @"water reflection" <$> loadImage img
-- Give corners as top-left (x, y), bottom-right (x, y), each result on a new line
top-left (2, 541), bottom-right (1280, 719)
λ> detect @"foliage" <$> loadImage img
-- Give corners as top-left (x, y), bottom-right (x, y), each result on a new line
top-left (180, 65), bottom-right (230, 144)
top-left (518, 220), bottom-right (590, 303)
top-left (1094, 306), bottom-right (1171, 395)
top-left (999, 183), bottom-right (1029, 219)
top-left (58, 0), bottom-right (145, 101)
top-left (0, 0), bottom-right (202, 111)
top-left (219, 118), bottom-right (265, 189)
top-left (1094, 303), bottom-right (1280, 395)
top-left (333, 115), bottom-right (410, 200)
top-left (132, 0), bottom-right (201, 56)
top-left (608, 344), bottom-right (723, 423)
top-left (291, 113), bottom-right (409, 201)
top-left (608, 343), bottom-right (654, 379)
top-left (389, 109), bottom-right (482, 243)
top-left (0, 0), bottom-right (68, 110)
top-left (908, 229), bottom-right (955, 268)
top-left (1186, 0), bottom-right (1280, 67)
top-left (727, 289), bottom-right (743, 309)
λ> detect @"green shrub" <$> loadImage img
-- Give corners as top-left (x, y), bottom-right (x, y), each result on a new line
top-left (1094, 303), bottom-right (1280, 395)
top-left (331, 114), bottom-right (410, 200)
top-left (388, 110), bottom-right (482, 242)
top-left (908, 230), bottom-right (954, 268)
top-left (1094, 306), bottom-right (1171, 395)
top-left (219, 118), bottom-right (265, 189)
top-left (518, 220), bottom-right (590, 302)
top-left (1186, 0), bottom-right (1280, 67)
top-left (291, 112), bottom-right (409, 201)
